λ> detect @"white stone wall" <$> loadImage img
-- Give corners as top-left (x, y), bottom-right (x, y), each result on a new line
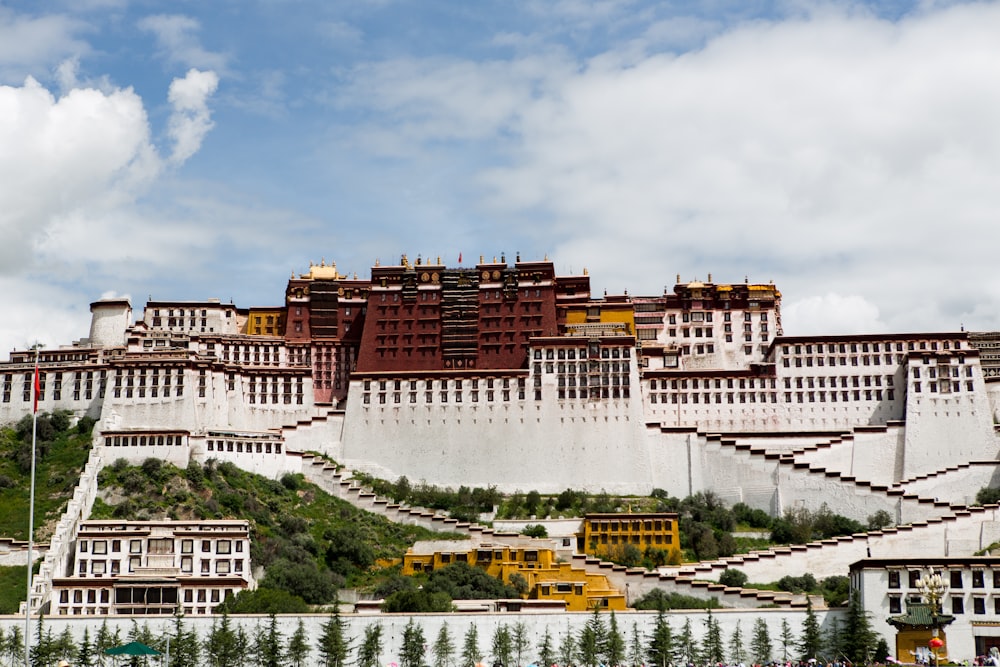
top-left (340, 372), bottom-right (653, 494)
top-left (0, 607), bottom-right (846, 666)
top-left (903, 356), bottom-right (998, 480)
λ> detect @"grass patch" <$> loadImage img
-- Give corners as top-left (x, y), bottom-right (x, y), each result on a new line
top-left (0, 565), bottom-right (27, 614)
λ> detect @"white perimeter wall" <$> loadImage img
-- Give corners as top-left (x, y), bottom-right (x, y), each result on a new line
top-left (0, 607), bottom-right (848, 665)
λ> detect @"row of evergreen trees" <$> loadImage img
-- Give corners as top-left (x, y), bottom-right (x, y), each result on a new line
top-left (0, 597), bottom-right (884, 667)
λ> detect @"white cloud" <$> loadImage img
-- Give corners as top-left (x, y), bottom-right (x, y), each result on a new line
top-left (137, 14), bottom-right (229, 74)
top-left (0, 67), bottom-right (225, 356)
top-left (0, 9), bottom-right (89, 81)
top-left (339, 2), bottom-right (1000, 334)
top-left (0, 76), bottom-right (159, 273)
top-left (167, 68), bottom-right (219, 164)
top-left (783, 294), bottom-right (887, 336)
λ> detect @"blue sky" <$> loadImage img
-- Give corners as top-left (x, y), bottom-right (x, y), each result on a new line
top-left (3, 0), bottom-right (1000, 354)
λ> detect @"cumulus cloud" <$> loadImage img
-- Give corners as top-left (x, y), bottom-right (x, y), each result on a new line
top-left (167, 68), bottom-right (219, 164)
top-left (339, 2), bottom-right (1000, 334)
top-left (0, 66), bottom-right (223, 355)
top-left (0, 76), bottom-right (159, 273)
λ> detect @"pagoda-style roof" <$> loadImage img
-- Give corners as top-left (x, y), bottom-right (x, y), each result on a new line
top-left (887, 603), bottom-right (955, 629)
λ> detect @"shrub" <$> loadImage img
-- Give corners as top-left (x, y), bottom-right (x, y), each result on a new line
top-left (521, 524), bottom-right (548, 538)
top-left (719, 569), bottom-right (748, 588)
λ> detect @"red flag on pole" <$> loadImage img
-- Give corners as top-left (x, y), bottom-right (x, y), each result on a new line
top-left (33, 364), bottom-right (40, 413)
top-left (458, 252), bottom-right (462, 264)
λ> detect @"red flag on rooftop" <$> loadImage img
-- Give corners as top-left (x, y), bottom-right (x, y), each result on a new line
top-left (33, 364), bottom-right (40, 413)
top-left (458, 252), bottom-right (462, 264)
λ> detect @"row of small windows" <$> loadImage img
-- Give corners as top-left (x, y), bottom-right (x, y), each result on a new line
top-left (784, 375), bottom-right (892, 389)
top-left (590, 519), bottom-right (672, 531)
top-left (247, 376), bottom-right (304, 405)
top-left (534, 347), bottom-right (631, 360)
top-left (889, 569), bottom-right (996, 590)
top-left (113, 367), bottom-right (183, 399)
top-left (220, 343), bottom-right (285, 365)
top-left (104, 434), bottom-right (185, 447)
top-left (784, 340), bottom-right (963, 355)
top-left (784, 355), bottom-right (899, 368)
top-left (67, 586), bottom-right (233, 606)
top-left (536, 361), bottom-right (630, 375)
top-left (673, 325), bottom-right (769, 339)
top-left (365, 378), bottom-right (517, 391)
top-left (153, 308), bottom-right (211, 318)
top-left (913, 381), bottom-right (975, 394)
top-left (913, 365), bottom-right (974, 378)
top-left (206, 440), bottom-right (283, 454)
top-left (592, 533), bottom-right (672, 545)
top-left (651, 377), bottom-right (777, 391)
top-left (670, 311), bottom-right (769, 324)
top-left (75, 557), bottom-right (244, 577)
top-left (650, 389), bottom-right (895, 404)
top-left (79, 538), bottom-right (242, 555)
top-left (366, 389), bottom-right (521, 404)
top-left (3, 371), bottom-right (106, 403)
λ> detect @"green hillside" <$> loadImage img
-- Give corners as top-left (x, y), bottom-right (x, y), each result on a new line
top-left (91, 457), bottom-right (450, 604)
top-left (0, 412), bottom-right (94, 541)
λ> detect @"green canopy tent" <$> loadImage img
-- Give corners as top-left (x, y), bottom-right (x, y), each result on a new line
top-left (104, 642), bottom-right (161, 657)
top-left (103, 641), bottom-right (162, 667)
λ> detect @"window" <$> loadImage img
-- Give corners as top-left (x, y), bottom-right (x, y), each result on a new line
top-left (888, 571), bottom-right (901, 589)
top-left (973, 570), bottom-right (985, 588)
top-left (974, 597), bottom-right (986, 615)
top-left (217, 540), bottom-right (231, 554)
top-left (889, 596), bottom-right (902, 614)
top-left (951, 570), bottom-right (964, 588)
top-left (951, 597), bottom-right (964, 614)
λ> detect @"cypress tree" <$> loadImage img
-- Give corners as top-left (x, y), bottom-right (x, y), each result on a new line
top-left (537, 627), bottom-right (555, 667)
top-left (647, 609), bottom-right (674, 667)
top-left (558, 622), bottom-right (577, 667)
top-left (400, 619), bottom-right (426, 667)
top-left (287, 619), bottom-right (311, 667)
top-left (728, 620), bottom-right (745, 665)
top-left (677, 618), bottom-right (697, 666)
top-left (750, 617), bottom-right (772, 665)
top-left (358, 625), bottom-right (383, 667)
top-left (701, 610), bottom-right (724, 665)
top-left (318, 607), bottom-right (350, 667)
top-left (779, 619), bottom-right (795, 662)
top-left (433, 623), bottom-right (455, 667)
top-left (461, 624), bottom-right (480, 667)
top-left (492, 625), bottom-right (513, 667)
top-left (798, 598), bottom-right (824, 661)
top-left (603, 612), bottom-right (626, 667)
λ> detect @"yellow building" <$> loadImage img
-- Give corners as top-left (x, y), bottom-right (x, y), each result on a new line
top-left (563, 294), bottom-right (636, 337)
top-left (578, 512), bottom-right (681, 564)
top-left (401, 541), bottom-right (625, 611)
top-left (246, 308), bottom-right (285, 336)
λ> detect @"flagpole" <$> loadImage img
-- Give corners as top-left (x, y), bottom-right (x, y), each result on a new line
top-left (24, 345), bottom-right (39, 667)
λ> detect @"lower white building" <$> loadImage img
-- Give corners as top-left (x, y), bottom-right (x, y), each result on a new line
top-left (850, 557), bottom-right (1000, 662)
top-left (50, 520), bottom-right (255, 616)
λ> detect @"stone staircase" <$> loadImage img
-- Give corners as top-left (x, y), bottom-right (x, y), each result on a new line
top-left (297, 453), bottom-right (814, 608)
